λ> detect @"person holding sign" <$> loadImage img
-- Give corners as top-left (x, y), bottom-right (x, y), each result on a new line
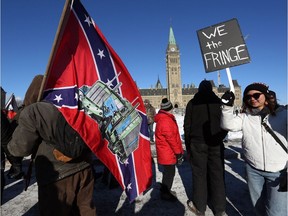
top-left (220, 83), bottom-right (287, 216)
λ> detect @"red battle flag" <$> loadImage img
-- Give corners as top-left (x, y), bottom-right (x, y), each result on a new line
top-left (41, 0), bottom-right (152, 202)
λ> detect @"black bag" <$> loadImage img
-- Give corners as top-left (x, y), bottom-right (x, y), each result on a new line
top-left (278, 169), bottom-right (287, 192)
top-left (53, 113), bottom-right (89, 159)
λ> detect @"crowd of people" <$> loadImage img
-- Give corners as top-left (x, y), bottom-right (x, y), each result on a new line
top-left (1, 77), bottom-right (287, 216)
top-left (142, 80), bottom-right (287, 216)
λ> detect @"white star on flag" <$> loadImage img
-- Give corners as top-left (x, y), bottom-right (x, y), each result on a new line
top-left (106, 79), bottom-right (114, 89)
top-left (123, 159), bottom-right (129, 166)
top-left (54, 94), bottom-right (63, 103)
top-left (97, 49), bottom-right (105, 59)
top-left (84, 14), bottom-right (92, 27)
top-left (126, 183), bottom-right (132, 191)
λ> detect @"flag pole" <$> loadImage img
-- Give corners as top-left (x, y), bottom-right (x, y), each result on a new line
top-left (37, 0), bottom-right (73, 101)
top-left (25, 0), bottom-right (73, 192)
top-left (225, 67), bottom-right (235, 93)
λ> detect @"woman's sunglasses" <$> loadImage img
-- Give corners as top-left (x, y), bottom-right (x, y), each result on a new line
top-left (244, 93), bottom-right (263, 101)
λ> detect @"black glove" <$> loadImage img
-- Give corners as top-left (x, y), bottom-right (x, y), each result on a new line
top-left (221, 91), bottom-right (235, 106)
top-left (176, 154), bottom-right (184, 165)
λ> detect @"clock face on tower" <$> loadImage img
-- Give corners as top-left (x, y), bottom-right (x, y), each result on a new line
top-left (170, 47), bottom-right (175, 52)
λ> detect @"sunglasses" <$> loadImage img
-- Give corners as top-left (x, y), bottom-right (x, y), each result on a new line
top-left (244, 93), bottom-right (263, 101)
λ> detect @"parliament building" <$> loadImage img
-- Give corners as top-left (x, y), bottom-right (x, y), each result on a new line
top-left (139, 27), bottom-right (242, 110)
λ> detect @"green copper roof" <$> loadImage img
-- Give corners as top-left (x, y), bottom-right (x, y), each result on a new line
top-left (169, 27), bottom-right (176, 45)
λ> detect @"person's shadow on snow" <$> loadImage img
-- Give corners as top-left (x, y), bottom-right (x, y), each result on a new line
top-left (224, 153), bottom-right (254, 216)
top-left (177, 151), bottom-right (193, 200)
top-left (134, 183), bottom-right (185, 216)
top-left (93, 156), bottom-right (186, 215)
top-left (2, 158), bottom-right (37, 205)
top-left (135, 160), bottom-right (185, 215)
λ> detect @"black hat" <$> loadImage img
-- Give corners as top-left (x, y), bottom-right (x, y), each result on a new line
top-left (243, 82), bottom-right (269, 96)
top-left (160, 98), bottom-right (173, 111)
top-left (198, 80), bottom-right (212, 92)
top-left (269, 90), bottom-right (276, 99)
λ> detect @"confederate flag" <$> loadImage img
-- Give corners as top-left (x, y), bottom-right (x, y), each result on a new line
top-left (5, 94), bottom-right (18, 120)
top-left (42, 0), bottom-right (152, 202)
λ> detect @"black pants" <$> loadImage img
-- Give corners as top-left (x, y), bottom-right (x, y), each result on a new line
top-left (162, 164), bottom-right (176, 190)
top-left (190, 143), bottom-right (226, 214)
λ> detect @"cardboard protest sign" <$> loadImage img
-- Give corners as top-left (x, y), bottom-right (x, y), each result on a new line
top-left (197, 18), bottom-right (250, 72)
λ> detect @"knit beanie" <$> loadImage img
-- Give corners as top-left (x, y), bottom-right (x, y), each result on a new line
top-left (198, 80), bottom-right (212, 92)
top-left (243, 82), bottom-right (269, 96)
top-left (160, 98), bottom-right (173, 111)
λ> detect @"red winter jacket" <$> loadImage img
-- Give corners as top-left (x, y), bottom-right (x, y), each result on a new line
top-left (154, 110), bottom-right (183, 165)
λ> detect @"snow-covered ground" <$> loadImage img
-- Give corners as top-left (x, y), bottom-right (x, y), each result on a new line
top-left (1, 112), bottom-right (252, 216)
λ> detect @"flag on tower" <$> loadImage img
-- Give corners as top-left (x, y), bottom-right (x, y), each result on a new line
top-left (41, 0), bottom-right (152, 202)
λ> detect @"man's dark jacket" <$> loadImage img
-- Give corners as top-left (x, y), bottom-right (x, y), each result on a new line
top-left (184, 90), bottom-right (227, 151)
top-left (8, 101), bottom-right (92, 186)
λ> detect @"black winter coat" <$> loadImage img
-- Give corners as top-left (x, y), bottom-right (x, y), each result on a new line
top-left (184, 91), bottom-right (227, 149)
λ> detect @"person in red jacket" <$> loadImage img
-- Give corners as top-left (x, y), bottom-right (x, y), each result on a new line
top-left (154, 98), bottom-right (184, 202)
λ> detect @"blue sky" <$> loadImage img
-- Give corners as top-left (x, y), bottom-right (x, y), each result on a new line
top-left (1, 0), bottom-right (287, 104)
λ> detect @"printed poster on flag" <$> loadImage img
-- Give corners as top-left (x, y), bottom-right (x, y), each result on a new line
top-left (41, 0), bottom-right (152, 202)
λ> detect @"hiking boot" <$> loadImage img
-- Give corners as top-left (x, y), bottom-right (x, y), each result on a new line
top-left (187, 200), bottom-right (205, 216)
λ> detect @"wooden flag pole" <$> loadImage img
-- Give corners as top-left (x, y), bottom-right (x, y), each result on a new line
top-left (226, 67), bottom-right (235, 93)
top-left (25, 0), bottom-right (73, 192)
top-left (37, 0), bottom-right (73, 101)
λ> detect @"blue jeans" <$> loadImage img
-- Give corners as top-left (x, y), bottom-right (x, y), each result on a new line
top-left (246, 163), bottom-right (287, 216)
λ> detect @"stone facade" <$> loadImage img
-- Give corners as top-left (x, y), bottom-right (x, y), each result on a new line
top-left (139, 27), bottom-right (242, 110)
